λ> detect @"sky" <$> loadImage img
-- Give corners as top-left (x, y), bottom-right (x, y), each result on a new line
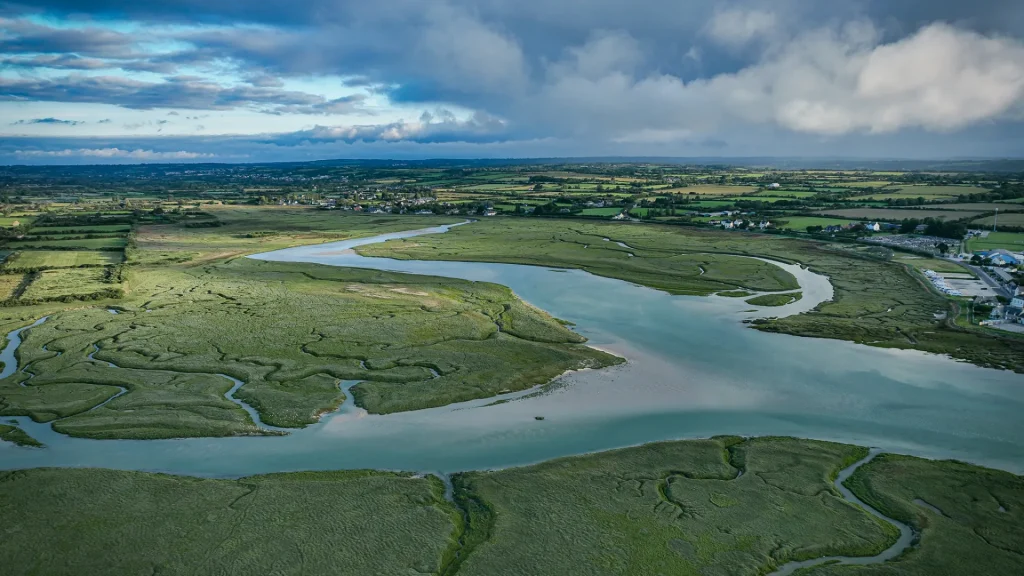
top-left (2, 0), bottom-right (1024, 164)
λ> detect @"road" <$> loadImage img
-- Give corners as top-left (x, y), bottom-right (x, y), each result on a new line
top-left (959, 261), bottom-right (1012, 299)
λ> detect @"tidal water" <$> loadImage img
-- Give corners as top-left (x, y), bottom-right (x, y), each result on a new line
top-left (2, 223), bottom-right (1023, 476)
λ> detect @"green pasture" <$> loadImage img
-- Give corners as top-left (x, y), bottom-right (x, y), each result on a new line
top-left (7, 237), bottom-right (128, 250)
top-left (966, 232), bottom-right (1024, 252)
top-left (3, 250), bottom-right (123, 270)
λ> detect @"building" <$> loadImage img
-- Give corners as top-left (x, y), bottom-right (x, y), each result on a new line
top-left (864, 222), bottom-right (881, 232)
top-left (976, 250), bottom-right (1021, 267)
top-left (1011, 288), bottom-right (1024, 311)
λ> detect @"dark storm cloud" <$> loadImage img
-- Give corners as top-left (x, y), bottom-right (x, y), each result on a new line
top-left (0, 74), bottom-right (333, 111)
top-left (11, 117), bottom-right (83, 125)
top-left (0, 17), bottom-right (138, 58)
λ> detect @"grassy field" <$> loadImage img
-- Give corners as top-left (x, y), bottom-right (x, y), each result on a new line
top-left (0, 423), bottom-right (42, 447)
top-left (19, 268), bottom-right (114, 301)
top-left (0, 469), bottom-right (456, 576)
top-left (849, 186), bottom-right (985, 201)
top-left (4, 437), bottom-right (1018, 575)
top-left (0, 274), bottom-right (24, 300)
top-left (930, 203), bottom-right (1024, 212)
top-left (0, 217), bottom-right (32, 227)
top-left (663, 185), bottom-right (758, 196)
top-left (580, 207), bottom-right (623, 216)
top-left (747, 292), bottom-right (801, 306)
top-left (2, 250), bottom-right (123, 270)
top-left (818, 208), bottom-right (983, 221)
top-left (30, 224), bottom-right (132, 234)
top-left (972, 213), bottom-right (1024, 228)
top-left (753, 189), bottom-right (818, 198)
top-left (777, 217), bottom-right (858, 230)
top-left (7, 237), bottom-right (128, 250)
top-left (965, 232), bottom-right (1024, 253)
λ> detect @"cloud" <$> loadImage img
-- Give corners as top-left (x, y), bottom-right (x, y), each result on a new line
top-left (711, 22), bottom-right (1024, 134)
top-left (12, 117), bottom-right (84, 126)
top-left (0, 74), bottom-right (333, 112)
top-left (272, 94), bottom-right (370, 115)
top-left (705, 7), bottom-right (778, 48)
top-left (525, 21), bottom-right (1024, 143)
top-left (0, 17), bottom-right (138, 58)
top-left (269, 109), bottom-right (508, 145)
top-left (2, 2), bottom-right (1024, 160)
top-left (13, 147), bottom-right (215, 160)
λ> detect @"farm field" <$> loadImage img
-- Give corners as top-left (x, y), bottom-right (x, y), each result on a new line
top-left (966, 232), bottom-right (1024, 252)
top-left (818, 208), bottom-right (984, 221)
top-left (7, 237), bottom-right (128, 250)
top-left (662, 185), bottom-right (758, 195)
top-left (30, 224), bottom-right (132, 234)
top-left (580, 207), bottom-right (622, 216)
top-left (0, 274), bottom-right (24, 300)
top-left (3, 250), bottom-right (123, 270)
top-left (4, 438), bottom-right (1016, 576)
top-left (777, 216), bottom-right (858, 230)
top-left (20, 268), bottom-right (114, 301)
top-left (929, 203), bottom-right (1024, 212)
top-left (0, 217), bottom-right (32, 227)
top-left (849, 186), bottom-right (986, 201)
top-left (972, 213), bottom-right (1024, 227)
top-left (753, 189), bottom-right (818, 198)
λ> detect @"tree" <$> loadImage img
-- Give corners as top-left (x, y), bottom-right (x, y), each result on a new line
top-left (899, 218), bottom-right (920, 234)
top-left (806, 225), bottom-right (823, 233)
top-left (937, 242), bottom-right (950, 255)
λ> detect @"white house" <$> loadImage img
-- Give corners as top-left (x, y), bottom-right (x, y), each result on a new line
top-left (1012, 288), bottom-right (1024, 310)
top-left (864, 222), bottom-right (881, 232)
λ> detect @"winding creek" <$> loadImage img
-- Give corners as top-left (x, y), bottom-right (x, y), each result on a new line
top-left (2, 222), bottom-right (1024, 481)
top-left (768, 449), bottom-right (915, 575)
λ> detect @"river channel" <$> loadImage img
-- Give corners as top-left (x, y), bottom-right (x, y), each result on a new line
top-left (1, 222), bottom-right (1023, 477)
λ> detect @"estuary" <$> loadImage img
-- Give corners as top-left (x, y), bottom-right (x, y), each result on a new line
top-left (1, 223), bottom-right (1023, 477)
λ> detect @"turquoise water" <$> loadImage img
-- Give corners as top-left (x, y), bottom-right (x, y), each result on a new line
top-left (2, 224), bottom-right (1023, 476)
